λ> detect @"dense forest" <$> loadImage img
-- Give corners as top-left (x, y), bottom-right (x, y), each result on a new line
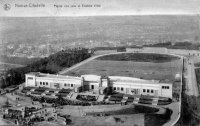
top-left (145, 41), bottom-right (200, 50)
top-left (0, 48), bottom-right (92, 88)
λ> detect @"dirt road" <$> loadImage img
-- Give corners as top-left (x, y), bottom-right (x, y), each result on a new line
top-left (185, 59), bottom-right (199, 96)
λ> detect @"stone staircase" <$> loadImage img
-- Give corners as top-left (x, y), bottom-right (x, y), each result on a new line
top-left (70, 93), bottom-right (78, 100)
top-left (121, 96), bottom-right (128, 103)
top-left (133, 97), bottom-right (140, 104)
top-left (152, 98), bottom-right (158, 105)
top-left (67, 92), bottom-right (73, 98)
top-left (97, 95), bottom-right (105, 102)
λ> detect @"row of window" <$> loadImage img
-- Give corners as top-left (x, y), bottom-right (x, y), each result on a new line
top-left (162, 86), bottom-right (170, 89)
top-left (113, 87), bottom-right (124, 91)
top-left (39, 82), bottom-right (75, 87)
top-left (189, 53), bottom-right (200, 56)
top-left (113, 87), bottom-right (155, 94)
top-left (143, 89), bottom-right (154, 93)
top-left (64, 83), bottom-right (74, 87)
top-left (40, 82), bottom-right (48, 85)
top-left (37, 82), bottom-right (167, 92)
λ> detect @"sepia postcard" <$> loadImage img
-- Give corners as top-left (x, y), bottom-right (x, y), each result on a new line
top-left (0, 0), bottom-right (200, 125)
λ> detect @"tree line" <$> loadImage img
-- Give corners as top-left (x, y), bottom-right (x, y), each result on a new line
top-left (145, 41), bottom-right (200, 50)
top-left (0, 48), bottom-right (92, 88)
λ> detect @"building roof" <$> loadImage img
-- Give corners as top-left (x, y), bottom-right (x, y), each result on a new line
top-left (81, 74), bottom-right (101, 81)
top-left (26, 72), bottom-right (82, 80)
top-left (109, 76), bottom-right (161, 84)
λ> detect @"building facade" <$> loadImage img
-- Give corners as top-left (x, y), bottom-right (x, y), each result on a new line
top-left (25, 72), bottom-right (172, 98)
top-left (26, 72), bottom-right (82, 92)
top-left (108, 76), bottom-right (172, 98)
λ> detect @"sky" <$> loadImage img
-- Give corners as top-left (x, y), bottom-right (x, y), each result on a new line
top-left (0, 0), bottom-right (200, 17)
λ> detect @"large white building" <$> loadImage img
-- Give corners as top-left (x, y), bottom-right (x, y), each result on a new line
top-left (25, 72), bottom-right (172, 98)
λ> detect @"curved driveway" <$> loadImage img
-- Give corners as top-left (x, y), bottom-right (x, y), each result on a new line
top-left (185, 59), bottom-right (199, 96)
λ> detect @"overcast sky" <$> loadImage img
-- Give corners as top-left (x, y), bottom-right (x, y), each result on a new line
top-left (0, 0), bottom-right (200, 17)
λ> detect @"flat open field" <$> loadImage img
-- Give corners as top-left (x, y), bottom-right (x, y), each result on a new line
top-left (65, 53), bottom-right (182, 83)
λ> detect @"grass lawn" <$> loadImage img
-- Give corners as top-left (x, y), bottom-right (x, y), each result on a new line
top-left (70, 114), bottom-right (145, 126)
top-left (0, 93), bottom-right (35, 109)
top-left (65, 53), bottom-right (181, 83)
top-left (96, 53), bottom-right (179, 63)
